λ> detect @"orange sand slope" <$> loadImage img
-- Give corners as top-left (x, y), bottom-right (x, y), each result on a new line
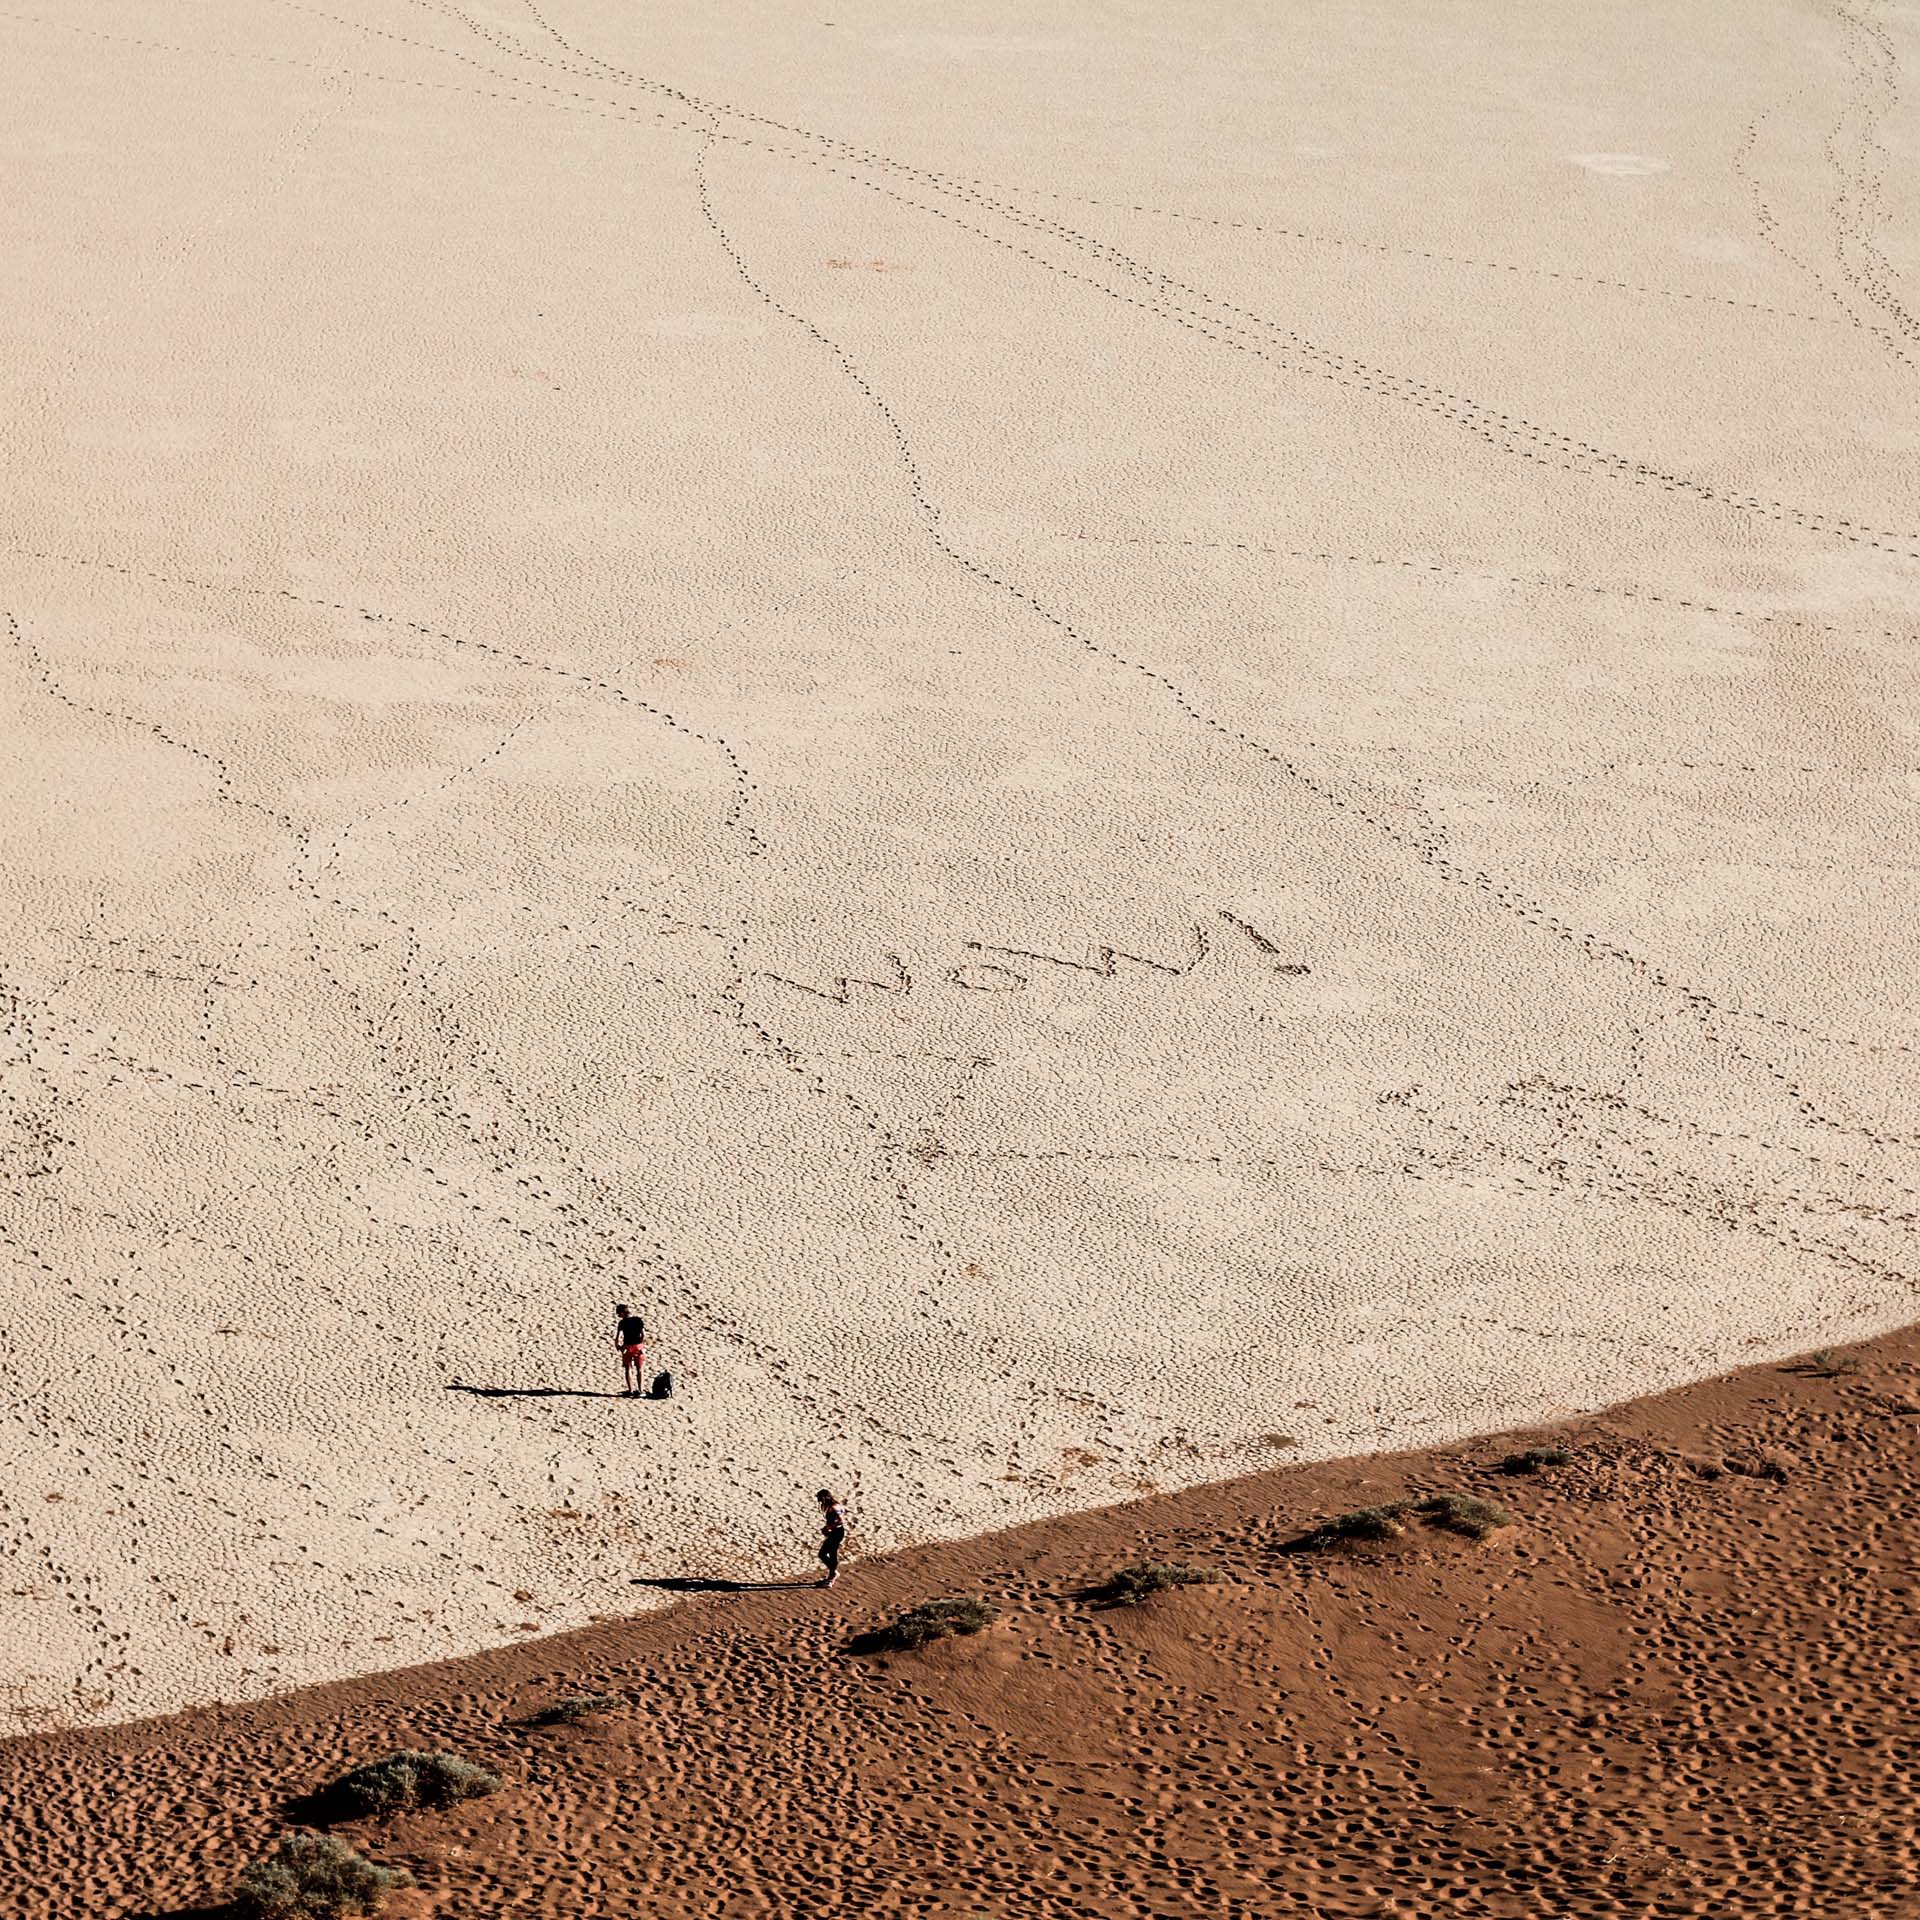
top-left (5, 0), bottom-right (1920, 1734)
top-left (3, 1332), bottom-right (1916, 1919)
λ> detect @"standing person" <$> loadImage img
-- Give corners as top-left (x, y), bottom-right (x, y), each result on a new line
top-left (613, 1303), bottom-right (647, 1397)
top-left (816, 1489), bottom-right (848, 1589)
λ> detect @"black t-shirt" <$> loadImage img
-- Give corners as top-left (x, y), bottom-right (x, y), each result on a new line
top-left (617, 1314), bottom-right (646, 1347)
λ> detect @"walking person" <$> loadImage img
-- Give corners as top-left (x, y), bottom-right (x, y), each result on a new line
top-left (613, 1303), bottom-right (647, 1397)
top-left (816, 1488), bottom-right (848, 1589)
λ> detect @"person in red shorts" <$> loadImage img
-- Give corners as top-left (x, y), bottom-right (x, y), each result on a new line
top-left (613, 1303), bottom-right (647, 1397)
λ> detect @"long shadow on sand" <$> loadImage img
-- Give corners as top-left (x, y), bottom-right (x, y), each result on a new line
top-left (631, 1576), bottom-right (817, 1595)
top-left (446, 1383), bottom-right (630, 1401)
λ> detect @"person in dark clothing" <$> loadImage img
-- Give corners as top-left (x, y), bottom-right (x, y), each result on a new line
top-left (817, 1488), bottom-right (847, 1589)
top-left (613, 1304), bottom-right (647, 1397)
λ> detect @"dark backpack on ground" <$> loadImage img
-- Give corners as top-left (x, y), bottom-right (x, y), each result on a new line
top-left (650, 1370), bottom-right (673, 1400)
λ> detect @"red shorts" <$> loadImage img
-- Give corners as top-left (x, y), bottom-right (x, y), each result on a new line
top-left (621, 1343), bottom-right (645, 1363)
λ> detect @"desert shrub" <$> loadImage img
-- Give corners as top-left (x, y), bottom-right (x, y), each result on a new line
top-left (1418, 1494), bottom-right (1515, 1539)
top-left (853, 1596), bottom-right (998, 1653)
top-left (1094, 1561), bottom-right (1224, 1605)
top-left (1804, 1348), bottom-right (1860, 1376)
top-left (1323, 1502), bottom-right (1411, 1543)
top-left (232, 1831), bottom-right (410, 1918)
top-left (1286, 1502), bottom-right (1412, 1551)
top-left (314, 1749), bottom-right (501, 1821)
top-left (1723, 1447), bottom-right (1792, 1483)
top-left (1498, 1446), bottom-right (1571, 1475)
top-left (525, 1691), bottom-right (625, 1726)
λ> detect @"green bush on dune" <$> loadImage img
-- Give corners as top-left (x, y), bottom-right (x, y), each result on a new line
top-left (1804, 1347), bottom-right (1860, 1377)
top-left (1297, 1502), bottom-right (1413, 1548)
top-left (231, 1831), bottom-right (411, 1919)
top-left (1293, 1493), bottom-right (1515, 1549)
top-left (1094, 1561), bottom-right (1224, 1605)
top-left (1497, 1446), bottom-right (1572, 1475)
top-left (854, 1596), bottom-right (999, 1652)
top-left (1417, 1494), bottom-right (1515, 1539)
top-left (315, 1749), bottom-right (502, 1821)
top-left (525, 1691), bottom-right (626, 1727)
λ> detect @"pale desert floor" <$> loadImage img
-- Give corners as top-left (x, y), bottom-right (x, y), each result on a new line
top-left (1, 0), bottom-right (1917, 1736)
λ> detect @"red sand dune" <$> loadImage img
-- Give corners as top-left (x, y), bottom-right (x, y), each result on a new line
top-left (4, 1330), bottom-right (1916, 1919)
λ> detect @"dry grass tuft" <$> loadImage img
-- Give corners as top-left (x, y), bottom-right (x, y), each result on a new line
top-left (306, 1749), bottom-right (501, 1822)
top-left (1802, 1348), bottom-right (1861, 1377)
top-left (852, 1596), bottom-right (999, 1653)
top-left (1290, 1502), bottom-right (1413, 1550)
top-left (1092, 1561), bottom-right (1224, 1605)
top-left (232, 1831), bottom-right (410, 1918)
top-left (1418, 1494), bottom-right (1515, 1539)
top-left (524, 1691), bottom-right (625, 1727)
top-left (1497, 1446), bottom-right (1571, 1475)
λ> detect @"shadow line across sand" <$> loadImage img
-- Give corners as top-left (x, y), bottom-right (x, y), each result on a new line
top-left (446, 1383), bottom-right (632, 1401)
top-left (631, 1576), bottom-right (817, 1594)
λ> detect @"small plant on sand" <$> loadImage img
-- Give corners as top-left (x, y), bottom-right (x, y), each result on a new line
top-left (1722, 1447), bottom-right (1792, 1484)
top-left (1498, 1446), bottom-right (1572, 1475)
top-left (1093, 1561), bottom-right (1224, 1606)
top-left (853, 1596), bottom-right (999, 1653)
top-left (313, 1749), bottom-right (502, 1821)
top-left (525, 1691), bottom-right (625, 1727)
top-left (232, 1831), bottom-right (411, 1919)
top-left (1300, 1501), bottom-right (1412, 1548)
top-left (1418, 1494), bottom-right (1515, 1539)
top-left (1804, 1347), bottom-right (1860, 1377)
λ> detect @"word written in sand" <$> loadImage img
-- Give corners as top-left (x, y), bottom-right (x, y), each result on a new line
top-left (760, 911), bottom-right (1311, 1003)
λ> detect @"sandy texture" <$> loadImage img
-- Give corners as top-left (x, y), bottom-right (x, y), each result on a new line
top-left (3, 0), bottom-right (1920, 1733)
top-left (3, 1332), bottom-right (1917, 1918)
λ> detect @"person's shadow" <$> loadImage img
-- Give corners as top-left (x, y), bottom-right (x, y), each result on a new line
top-left (631, 1576), bottom-right (817, 1594)
top-left (446, 1383), bottom-right (630, 1401)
